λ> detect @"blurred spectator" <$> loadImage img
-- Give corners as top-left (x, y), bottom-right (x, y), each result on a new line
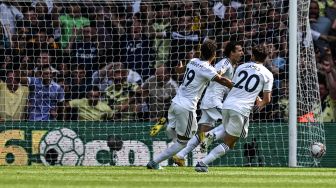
top-left (310, 28), bottom-right (336, 44)
top-left (106, 3), bottom-right (128, 62)
top-left (94, 7), bottom-right (113, 60)
top-left (49, 3), bottom-right (63, 42)
top-left (199, 0), bottom-right (216, 37)
top-left (0, 70), bottom-right (29, 121)
top-left (268, 79), bottom-right (289, 122)
top-left (20, 64), bottom-right (65, 121)
top-left (32, 0), bottom-right (54, 14)
top-left (169, 14), bottom-right (202, 67)
top-left (310, 0), bottom-right (332, 51)
top-left (33, 49), bottom-right (58, 77)
top-left (140, 65), bottom-right (178, 121)
top-left (138, 1), bottom-right (156, 35)
top-left (120, 18), bottom-right (155, 79)
top-left (0, 49), bottom-right (18, 79)
top-left (318, 49), bottom-right (336, 122)
top-left (24, 28), bottom-right (59, 54)
top-left (66, 23), bottom-right (99, 77)
top-left (55, 59), bottom-right (71, 79)
top-left (263, 41), bottom-right (286, 88)
top-left (0, 26), bottom-right (4, 49)
top-left (104, 63), bottom-right (140, 121)
top-left (256, 8), bottom-right (287, 55)
top-left (59, 3), bottom-right (90, 49)
top-left (66, 64), bottom-right (90, 100)
top-left (151, 3), bottom-right (171, 67)
top-left (17, 6), bottom-right (38, 37)
top-left (8, 32), bottom-right (25, 55)
top-left (0, 2), bottom-right (23, 48)
top-left (315, 0), bottom-right (336, 17)
top-left (92, 62), bottom-right (141, 92)
top-left (66, 86), bottom-right (113, 121)
top-left (19, 55), bottom-right (34, 77)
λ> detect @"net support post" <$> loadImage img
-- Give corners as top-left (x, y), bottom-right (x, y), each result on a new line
top-left (288, 0), bottom-right (298, 167)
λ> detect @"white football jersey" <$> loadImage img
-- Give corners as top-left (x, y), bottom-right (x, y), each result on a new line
top-left (172, 58), bottom-right (218, 111)
top-left (223, 61), bottom-right (274, 117)
top-left (200, 58), bottom-right (234, 109)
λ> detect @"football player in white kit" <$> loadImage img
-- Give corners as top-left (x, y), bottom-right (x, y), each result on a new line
top-left (195, 45), bottom-right (274, 172)
top-left (172, 42), bottom-right (244, 166)
top-left (147, 39), bottom-right (233, 169)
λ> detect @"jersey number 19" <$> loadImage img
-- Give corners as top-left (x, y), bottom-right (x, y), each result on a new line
top-left (182, 68), bottom-right (195, 87)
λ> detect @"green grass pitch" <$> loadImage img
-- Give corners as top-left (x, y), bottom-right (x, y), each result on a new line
top-left (0, 166), bottom-right (335, 188)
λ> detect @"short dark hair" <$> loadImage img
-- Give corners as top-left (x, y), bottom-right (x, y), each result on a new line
top-left (201, 39), bottom-right (217, 60)
top-left (224, 41), bottom-right (242, 57)
top-left (252, 45), bottom-right (268, 62)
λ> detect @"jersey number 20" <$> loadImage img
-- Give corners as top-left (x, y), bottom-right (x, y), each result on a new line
top-left (182, 68), bottom-right (195, 87)
top-left (233, 70), bottom-right (260, 92)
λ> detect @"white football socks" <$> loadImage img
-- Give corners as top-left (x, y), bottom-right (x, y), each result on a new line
top-left (153, 141), bottom-right (187, 164)
top-left (201, 143), bottom-right (230, 165)
top-left (207, 124), bottom-right (226, 141)
top-left (176, 134), bottom-right (200, 159)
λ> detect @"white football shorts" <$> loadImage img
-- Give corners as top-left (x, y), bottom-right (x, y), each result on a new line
top-left (198, 108), bottom-right (222, 127)
top-left (167, 102), bottom-right (197, 138)
top-left (222, 109), bottom-right (249, 138)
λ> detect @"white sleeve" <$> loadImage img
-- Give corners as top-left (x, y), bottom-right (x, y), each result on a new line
top-left (201, 66), bottom-right (218, 81)
top-left (215, 62), bottom-right (228, 75)
top-left (212, 2), bottom-right (226, 19)
top-left (127, 70), bottom-right (142, 84)
top-left (263, 72), bottom-right (274, 92)
top-left (11, 6), bottom-right (23, 20)
top-left (311, 29), bottom-right (321, 41)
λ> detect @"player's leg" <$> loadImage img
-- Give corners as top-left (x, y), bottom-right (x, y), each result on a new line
top-left (173, 133), bottom-right (202, 166)
top-left (200, 124), bottom-right (226, 152)
top-left (195, 109), bottom-right (249, 172)
top-left (173, 109), bottom-right (219, 165)
top-left (147, 105), bottom-right (177, 169)
top-left (147, 103), bottom-right (197, 169)
top-left (196, 134), bottom-right (238, 172)
top-left (200, 109), bottom-right (229, 152)
top-left (165, 110), bottom-right (177, 143)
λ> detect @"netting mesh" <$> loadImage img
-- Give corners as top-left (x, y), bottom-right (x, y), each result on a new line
top-left (0, 0), bottom-right (326, 167)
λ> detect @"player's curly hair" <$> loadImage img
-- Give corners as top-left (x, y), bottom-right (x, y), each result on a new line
top-left (201, 39), bottom-right (217, 61)
top-left (252, 45), bottom-right (268, 62)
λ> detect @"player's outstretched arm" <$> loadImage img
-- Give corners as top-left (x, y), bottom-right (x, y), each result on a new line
top-left (255, 91), bottom-right (272, 111)
top-left (213, 75), bottom-right (233, 89)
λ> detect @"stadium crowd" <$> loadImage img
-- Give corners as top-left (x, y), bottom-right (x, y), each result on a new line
top-left (0, 0), bottom-right (335, 122)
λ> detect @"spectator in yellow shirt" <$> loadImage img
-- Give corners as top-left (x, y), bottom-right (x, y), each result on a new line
top-left (0, 70), bottom-right (29, 120)
top-left (66, 86), bottom-right (113, 121)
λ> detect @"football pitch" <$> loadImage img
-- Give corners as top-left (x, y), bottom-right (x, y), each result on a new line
top-left (0, 166), bottom-right (335, 188)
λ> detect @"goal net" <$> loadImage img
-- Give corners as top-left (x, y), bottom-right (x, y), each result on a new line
top-left (0, 0), bottom-right (325, 167)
